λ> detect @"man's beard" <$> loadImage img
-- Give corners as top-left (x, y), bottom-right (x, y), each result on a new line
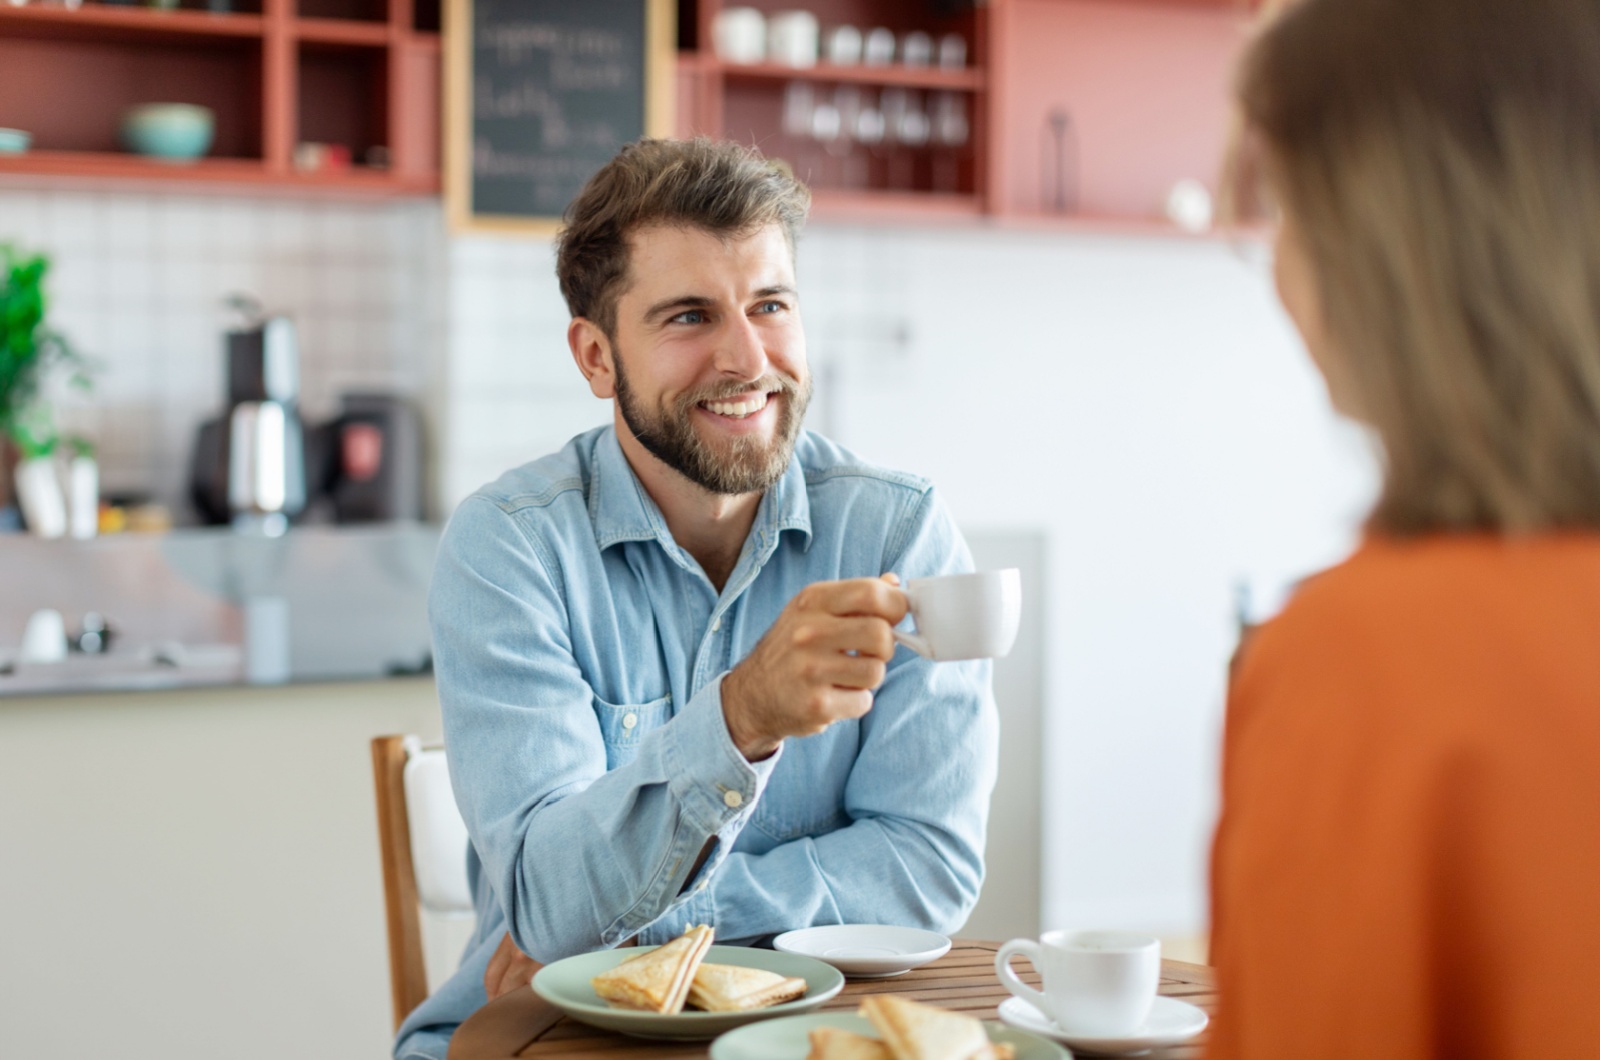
top-left (613, 348), bottom-right (811, 496)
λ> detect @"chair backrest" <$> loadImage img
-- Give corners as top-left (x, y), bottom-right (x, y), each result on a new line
top-left (371, 734), bottom-right (473, 1031)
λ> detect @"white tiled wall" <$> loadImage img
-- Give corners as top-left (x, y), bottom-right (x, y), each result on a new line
top-left (0, 186), bottom-right (444, 515)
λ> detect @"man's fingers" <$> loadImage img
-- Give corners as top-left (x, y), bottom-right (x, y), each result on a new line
top-left (830, 687), bottom-right (875, 721)
top-left (806, 615), bottom-right (897, 661)
top-left (830, 654), bottom-right (888, 692)
top-left (810, 577), bottom-right (909, 622)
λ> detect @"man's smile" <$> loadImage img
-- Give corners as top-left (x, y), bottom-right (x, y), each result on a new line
top-left (699, 392), bottom-right (772, 419)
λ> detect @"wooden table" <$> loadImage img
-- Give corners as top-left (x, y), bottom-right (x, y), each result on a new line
top-left (448, 939), bottom-right (1217, 1059)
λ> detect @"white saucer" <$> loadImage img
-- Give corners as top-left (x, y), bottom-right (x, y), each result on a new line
top-left (997, 995), bottom-right (1209, 1056)
top-left (771, 925), bottom-right (951, 978)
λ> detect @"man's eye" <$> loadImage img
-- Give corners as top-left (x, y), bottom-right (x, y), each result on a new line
top-left (671, 309), bottom-right (708, 325)
top-left (754, 300), bottom-right (786, 315)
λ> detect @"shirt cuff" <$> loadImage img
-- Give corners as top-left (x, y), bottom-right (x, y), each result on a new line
top-left (664, 671), bottom-right (783, 835)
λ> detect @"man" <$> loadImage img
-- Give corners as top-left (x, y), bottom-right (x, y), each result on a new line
top-left (395, 138), bottom-right (998, 1060)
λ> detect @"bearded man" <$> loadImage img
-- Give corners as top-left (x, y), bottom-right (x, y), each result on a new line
top-left (395, 138), bottom-right (998, 1060)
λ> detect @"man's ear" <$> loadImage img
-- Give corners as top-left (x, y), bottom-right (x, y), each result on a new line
top-left (569, 317), bottom-right (617, 399)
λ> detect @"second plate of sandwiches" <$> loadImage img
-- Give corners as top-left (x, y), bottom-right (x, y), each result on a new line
top-left (532, 925), bottom-right (846, 1040)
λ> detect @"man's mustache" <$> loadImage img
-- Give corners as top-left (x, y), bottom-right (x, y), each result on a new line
top-left (679, 374), bottom-right (802, 407)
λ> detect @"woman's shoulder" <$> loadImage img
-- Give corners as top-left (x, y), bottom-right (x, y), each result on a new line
top-left (1236, 532), bottom-right (1600, 734)
top-left (1279, 531), bottom-right (1600, 631)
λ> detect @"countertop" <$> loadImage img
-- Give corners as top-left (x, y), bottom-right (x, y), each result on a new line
top-left (0, 522), bottom-right (439, 696)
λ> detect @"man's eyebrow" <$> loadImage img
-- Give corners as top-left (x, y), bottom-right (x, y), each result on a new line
top-left (642, 286), bottom-right (798, 322)
top-left (643, 295), bottom-right (714, 322)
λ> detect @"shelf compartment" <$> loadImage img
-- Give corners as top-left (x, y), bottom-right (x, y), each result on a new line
top-left (412, 0), bottom-right (439, 34)
top-left (295, 40), bottom-right (390, 175)
top-left (0, 4), bottom-right (265, 42)
top-left (723, 77), bottom-right (978, 199)
top-left (0, 33), bottom-right (263, 158)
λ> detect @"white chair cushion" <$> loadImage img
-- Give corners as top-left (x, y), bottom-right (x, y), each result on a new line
top-left (402, 742), bottom-right (474, 915)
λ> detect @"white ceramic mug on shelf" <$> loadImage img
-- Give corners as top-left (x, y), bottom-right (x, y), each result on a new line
top-left (826, 24), bottom-right (863, 65)
top-left (767, 10), bottom-right (819, 68)
top-left (712, 7), bottom-right (766, 64)
top-left (893, 568), bottom-right (1021, 661)
top-left (995, 929), bottom-right (1161, 1037)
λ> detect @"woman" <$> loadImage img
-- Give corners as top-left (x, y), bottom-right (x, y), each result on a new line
top-left (1210, 0), bottom-right (1600, 1056)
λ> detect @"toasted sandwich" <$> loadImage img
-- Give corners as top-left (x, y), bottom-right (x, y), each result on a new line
top-left (858, 994), bottom-right (1011, 1060)
top-left (687, 962), bottom-right (808, 1012)
top-left (806, 1025), bottom-right (892, 1060)
top-left (590, 924), bottom-right (714, 1014)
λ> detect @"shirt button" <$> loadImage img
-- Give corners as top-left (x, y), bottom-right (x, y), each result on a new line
top-left (711, 616), bottom-right (722, 632)
top-left (722, 789), bottom-right (743, 809)
top-left (622, 712), bottom-right (638, 730)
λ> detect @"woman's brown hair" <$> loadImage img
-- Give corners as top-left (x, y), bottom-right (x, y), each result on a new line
top-left (1235, 0), bottom-right (1600, 534)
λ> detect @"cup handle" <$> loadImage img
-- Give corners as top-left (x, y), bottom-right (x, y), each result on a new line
top-left (994, 939), bottom-right (1052, 1021)
top-left (891, 627), bottom-right (933, 658)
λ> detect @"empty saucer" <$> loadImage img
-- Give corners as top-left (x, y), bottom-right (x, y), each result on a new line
top-left (772, 925), bottom-right (951, 978)
top-left (997, 995), bottom-right (1209, 1056)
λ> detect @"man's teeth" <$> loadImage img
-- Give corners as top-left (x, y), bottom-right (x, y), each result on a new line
top-left (702, 394), bottom-right (770, 418)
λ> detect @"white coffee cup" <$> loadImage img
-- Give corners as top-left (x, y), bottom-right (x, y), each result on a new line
top-left (893, 568), bottom-right (1021, 661)
top-left (20, 608), bottom-right (68, 664)
top-left (825, 24), bottom-right (863, 65)
top-left (767, 10), bottom-right (819, 68)
top-left (863, 26), bottom-right (896, 66)
top-left (900, 30), bottom-right (933, 68)
top-left (995, 929), bottom-right (1161, 1037)
top-left (713, 7), bottom-right (766, 64)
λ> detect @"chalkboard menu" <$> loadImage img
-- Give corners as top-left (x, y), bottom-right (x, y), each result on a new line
top-left (446, 0), bottom-right (675, 234)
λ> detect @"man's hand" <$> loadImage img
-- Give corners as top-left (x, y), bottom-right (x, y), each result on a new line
top-left (484, 931), bottom-right (542, 1001)
top-left (721, 574), bottom-right (907, 761)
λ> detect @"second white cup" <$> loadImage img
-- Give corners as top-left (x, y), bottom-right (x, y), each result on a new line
top-left (995, 929), bottom-right (1160, 1037)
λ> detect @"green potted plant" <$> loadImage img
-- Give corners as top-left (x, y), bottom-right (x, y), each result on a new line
top-left (0, 243), bottom-right (93, 533)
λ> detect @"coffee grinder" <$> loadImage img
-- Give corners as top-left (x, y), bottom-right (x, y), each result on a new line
top-left (190, 310), bottom-right (307, 536)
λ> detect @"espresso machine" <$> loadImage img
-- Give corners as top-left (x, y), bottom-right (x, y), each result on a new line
top-left (190, 312), bottom-right (308, 535)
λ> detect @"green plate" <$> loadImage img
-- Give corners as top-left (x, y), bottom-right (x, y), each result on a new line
top-left (531, 944), bottom-right (846, 1040)
top-left (711, 1011), bottom-right (1071, 1059)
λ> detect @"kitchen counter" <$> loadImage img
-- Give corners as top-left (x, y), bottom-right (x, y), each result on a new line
top-left (0, 522), bottom-right (439, 696)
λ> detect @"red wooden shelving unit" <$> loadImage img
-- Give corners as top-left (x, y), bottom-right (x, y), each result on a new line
top-left (681, 0), bottom-right (1259, 232)
top-left (0, 0), bottom-right (440, 195)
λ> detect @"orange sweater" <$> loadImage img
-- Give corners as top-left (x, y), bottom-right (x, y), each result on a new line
top-left (1208, 534), bottom-right (1600, 1059)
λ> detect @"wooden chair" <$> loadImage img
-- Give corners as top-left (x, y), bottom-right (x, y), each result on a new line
top-left (371, 734), bottom-right (475, 1031)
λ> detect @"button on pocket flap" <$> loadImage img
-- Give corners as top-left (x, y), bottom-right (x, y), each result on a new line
top-left (593, 692), bottom-right (672, 748)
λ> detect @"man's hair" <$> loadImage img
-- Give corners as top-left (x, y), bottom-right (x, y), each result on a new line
top-left (1234, 0), bottom-right (1600, 533)
top-left (555, 138), bottom-right (811, 339)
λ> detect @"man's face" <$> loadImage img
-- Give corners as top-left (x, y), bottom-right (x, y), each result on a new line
top-left (606, 223), bottom-right (811, 496)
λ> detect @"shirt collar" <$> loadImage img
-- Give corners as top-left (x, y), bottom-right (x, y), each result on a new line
top-left (589, 426), bottom-right (813, 553)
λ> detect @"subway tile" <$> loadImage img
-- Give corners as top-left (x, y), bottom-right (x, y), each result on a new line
top-left (1, 191), bottom-right (49, 248)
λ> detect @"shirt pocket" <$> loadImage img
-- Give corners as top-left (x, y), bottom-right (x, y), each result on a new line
top-left (591, 692), bottom-right (673, 770)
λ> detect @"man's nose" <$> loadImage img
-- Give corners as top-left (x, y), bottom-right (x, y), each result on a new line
top-left (714, 315), bottom-right (769, 378)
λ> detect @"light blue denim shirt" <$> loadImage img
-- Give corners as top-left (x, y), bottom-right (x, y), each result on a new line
top-left (395, 426), bottom-right (998, 1059)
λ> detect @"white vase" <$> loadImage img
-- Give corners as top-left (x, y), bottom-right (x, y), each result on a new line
top-left (15, 455), bottom-right (67, 539)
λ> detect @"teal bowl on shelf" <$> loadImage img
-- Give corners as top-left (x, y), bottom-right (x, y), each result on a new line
top-left (0, 128), bottom-right (31, 155)
top-left (121, 104), bottom-right (215, 162)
